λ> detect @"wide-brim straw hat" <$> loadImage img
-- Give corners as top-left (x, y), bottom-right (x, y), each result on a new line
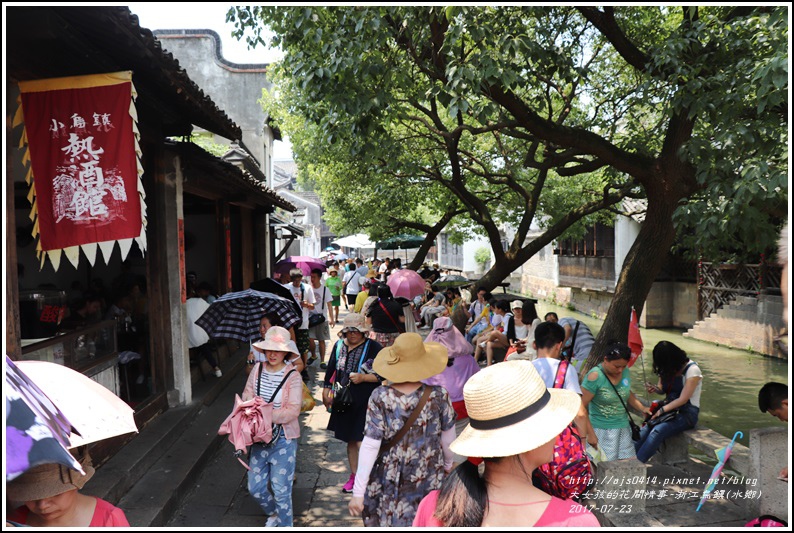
top-left (373, 332), bottom-right (448, 383)
top-left (252, 325), bottom-right (299, 355)
top-left (339, 312), bottom-right (371, 334)
top-left (7, 451), bottom-right (95, 502)
top-left (450, 361), bottom-right (581, 458)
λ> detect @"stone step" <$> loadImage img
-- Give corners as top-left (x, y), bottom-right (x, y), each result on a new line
top-left (85, 346), bottom-right (248, 527)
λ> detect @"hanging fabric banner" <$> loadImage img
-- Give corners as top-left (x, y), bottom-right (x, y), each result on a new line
top-left (14, 71), bottom-right (147, 270)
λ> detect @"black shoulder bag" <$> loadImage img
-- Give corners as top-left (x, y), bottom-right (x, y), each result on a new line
top-left (332, 340), bottom-right (371, 414)
top-left (256, 364), bottom-right (297, 446)
top-left (599, 366), bottom-right (642, 441)
top-left (309, 287), bottom-right (327, 328)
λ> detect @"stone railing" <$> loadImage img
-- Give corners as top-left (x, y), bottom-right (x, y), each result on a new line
top-left (590, 426), bottom-right (787, 526)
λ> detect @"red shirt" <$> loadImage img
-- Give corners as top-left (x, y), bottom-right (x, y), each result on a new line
top-left (9, 497), bottom-right (130, 527)
top-left (413, 490), bottom-right (600, 527)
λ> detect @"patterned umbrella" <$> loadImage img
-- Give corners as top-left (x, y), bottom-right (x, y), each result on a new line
top-left (5, 356), bottom-right (83, 481)
top-left (196, 289), bottom-right (302, 342)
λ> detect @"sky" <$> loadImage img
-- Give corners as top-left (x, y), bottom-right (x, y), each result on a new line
top-left (126, 3), bottom-right (294, 160)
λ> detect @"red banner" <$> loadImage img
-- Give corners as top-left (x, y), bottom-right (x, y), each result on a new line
top-left (20, 74), bottom-right (141, 252)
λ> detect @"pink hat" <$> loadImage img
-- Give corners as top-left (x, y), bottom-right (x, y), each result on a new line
top-left (252, 326), bottom-right (299, 355)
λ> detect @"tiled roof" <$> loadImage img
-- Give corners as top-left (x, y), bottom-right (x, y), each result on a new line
top-left (6, 6), bottom-right (242, 141)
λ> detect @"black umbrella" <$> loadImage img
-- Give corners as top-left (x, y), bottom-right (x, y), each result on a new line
top-left (250, 278), bottom-right (301, 317)
top-left (196, 289), bottom-right (302, 342)
top-left (434, 274), bottom-right (471, 289)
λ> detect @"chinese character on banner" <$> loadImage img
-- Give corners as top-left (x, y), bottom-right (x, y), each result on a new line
top-left (627, 307), bottom-right (643, 367)
top-left (15, 71), bottom-right (146, 270)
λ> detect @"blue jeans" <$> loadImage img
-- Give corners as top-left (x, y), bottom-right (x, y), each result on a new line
top-left (466, 322), bottom-right (486, 343)
top-left (248, 435), bottom-right (297, 526)
top-left (634, 404), bottom-right (698, 462)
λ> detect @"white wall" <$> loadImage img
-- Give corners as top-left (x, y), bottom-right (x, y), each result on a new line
top-left (614, 215), bottom-right (641, 285)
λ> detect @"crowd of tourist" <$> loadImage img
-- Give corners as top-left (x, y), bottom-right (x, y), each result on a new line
top-left (8, 220), bottom-right (787, 529)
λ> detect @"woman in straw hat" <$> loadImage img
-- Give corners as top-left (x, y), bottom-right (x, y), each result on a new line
top-left (348, 332), bottom-right (456, 527)
top-left (412, 361), bottom-right (600, 527)
top-left (6, 448), bottom-right (129, 526)
top-left (322, 313), bottom-right (384, 494)
top-left (242, 326), bottom-right (303, 527)
top-left (422, 316), bottom-right (480, 466)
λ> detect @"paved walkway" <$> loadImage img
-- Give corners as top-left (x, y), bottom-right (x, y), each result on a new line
top-left (168, 308), bottom-right (415, 527)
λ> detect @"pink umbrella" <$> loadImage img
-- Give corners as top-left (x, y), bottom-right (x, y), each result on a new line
top-left (387, 269), bottom-right (426, 299)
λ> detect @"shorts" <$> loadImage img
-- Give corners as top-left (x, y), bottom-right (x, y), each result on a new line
top-left (296, 328), bottom-right (310, 357)
top-left (331, 296), bottom-right (341, 307)
top-left (308, 321), bottom-right (331, 341)
top-left (346, 294), bottom-right (357, 306)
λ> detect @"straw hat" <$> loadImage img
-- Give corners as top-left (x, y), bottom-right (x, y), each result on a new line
top-left (252, 326), bottom-right (299, 355)
top-left (339, 312), bottom-right (371, 334)
top-left (373, 332), bottom-right (448, 383)
top-left (328, 266), bottom-right (338, 273)
top-left (450, 361), bottom-right (580, 458)
top-left (7, 451), bottom-right (95, 501)
top-left (366, 269), bottom-right (378, 279)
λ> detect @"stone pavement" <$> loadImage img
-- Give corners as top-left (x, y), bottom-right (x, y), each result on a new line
top-left (167, 308), bottom-right (396, 527)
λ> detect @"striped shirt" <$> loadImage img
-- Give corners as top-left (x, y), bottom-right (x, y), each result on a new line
top-left (257, 367), bottom-right (286, 408)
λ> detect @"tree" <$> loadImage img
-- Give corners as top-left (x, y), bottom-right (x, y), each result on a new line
top-left (232, 6), bottom-right (634, 288)
top-left (230, 6), bottom-right (787, 373)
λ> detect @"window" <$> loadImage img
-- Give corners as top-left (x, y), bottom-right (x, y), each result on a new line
top-left (558, 223), bottom-right (614, 257)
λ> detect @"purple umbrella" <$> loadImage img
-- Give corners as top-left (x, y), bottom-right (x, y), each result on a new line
top-left (5, 356), bottom-right (84, 481)
top-left (274, 256), bottom-right (327, 277)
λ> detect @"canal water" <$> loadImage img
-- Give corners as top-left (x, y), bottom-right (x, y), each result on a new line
top-left (536, 302), bottom-right (789, 451)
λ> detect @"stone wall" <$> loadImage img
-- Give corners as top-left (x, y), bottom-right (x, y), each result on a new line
top-left (642, 281), bottom-right (698, 329)
top-left (684, 295), bottom-right (786, 358)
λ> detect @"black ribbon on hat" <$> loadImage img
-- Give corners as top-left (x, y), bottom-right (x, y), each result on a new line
top-left (468, 389), bottom-right (551, 430)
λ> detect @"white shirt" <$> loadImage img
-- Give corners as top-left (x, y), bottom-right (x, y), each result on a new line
top-left (185, 297), bottom-right (210, 348)
top-left (311, 284), bottom-right (332, 318)
top-left (343, 270), bottom-right (362, 295)
top-left (683, 362), bottom-right (703, 408)
top-left (532, 357), bottom-right (583, 395)
top-left (283, 281), bottom-right (316, 329)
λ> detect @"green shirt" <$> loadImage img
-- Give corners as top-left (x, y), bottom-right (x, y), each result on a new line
top-left (325, 276), bottom-right (342, 297)
top-left (581, 365), bottom-right (632, 429)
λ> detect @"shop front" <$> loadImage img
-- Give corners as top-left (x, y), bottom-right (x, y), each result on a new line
top-left (4, 6), bottom-right (278, 464)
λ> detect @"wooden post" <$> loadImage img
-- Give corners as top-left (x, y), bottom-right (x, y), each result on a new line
top-left (216, 200), bottom-right (231, 294)
top-left (6, 118), bottom-right (21, 359)
top-left (241, 207), bottom-right (254, 289)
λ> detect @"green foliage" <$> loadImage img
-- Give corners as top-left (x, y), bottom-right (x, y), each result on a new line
top-left (189, 132), bottom-right (229, 158)
top-left (474, 247), bottom-right (491, 268)
top-left (230, 5), bottom-right (787, 276)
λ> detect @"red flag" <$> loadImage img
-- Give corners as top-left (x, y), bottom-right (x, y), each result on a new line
top-left (628, 307), bottom-right (643, 367)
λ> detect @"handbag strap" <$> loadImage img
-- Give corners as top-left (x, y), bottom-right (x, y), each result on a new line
top-left (553, 358), bottom-right (569, 389)
top-left (379, 299), bottom-right (402, 331)
top-left (256, 364), bottom-right (297, 403)
top-left (599, 366), bottom-right (636, 425)
top-left (379, 385), bottom-right (432, 456)
top-left (566, 320), bottom-right (581, 360)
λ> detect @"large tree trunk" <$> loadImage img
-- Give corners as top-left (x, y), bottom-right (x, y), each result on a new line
top-left (581, 192), bottom-right (680, 376)
top-left (474, 258), bottom-right (522, 294)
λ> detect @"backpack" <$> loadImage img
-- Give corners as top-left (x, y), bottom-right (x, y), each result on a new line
top-left (532, 357), bottom-right (593, 500)
top-left (745, 515), bottom-right (787, 527)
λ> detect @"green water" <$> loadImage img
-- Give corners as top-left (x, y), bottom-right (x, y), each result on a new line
top-left (536, 302), bottom-right (789, 448)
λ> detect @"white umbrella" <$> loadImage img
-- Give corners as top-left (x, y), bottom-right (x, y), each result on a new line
top-left (15, 361), bottom-right (138, 448)
top-left (331, 233), bottom-right (375, 249)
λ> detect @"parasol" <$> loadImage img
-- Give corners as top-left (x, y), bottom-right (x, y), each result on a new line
top-left (196, 288), bottom-right (302, 342)
top-left (15, 360), bottom-right (139, 449)
top-left (5, 356), bottom-right (84, 481)
top-left (274, 256), bottom-right (327, 277)
top-left (696, 430), bottom-right (744, 511)
top-left (387, 269), bottom-right (426, 299)
top-left (433, 274), bottom-right (471, 289)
